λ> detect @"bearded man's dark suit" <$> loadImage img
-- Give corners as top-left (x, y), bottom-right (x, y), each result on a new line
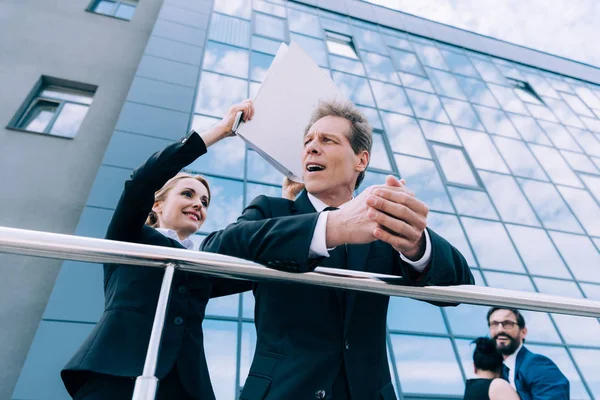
top-left (201, 190), bottom-right (473, 400)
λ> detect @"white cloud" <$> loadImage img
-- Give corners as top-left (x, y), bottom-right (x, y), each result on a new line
top-left (367, 0), bottom-right (600, 68)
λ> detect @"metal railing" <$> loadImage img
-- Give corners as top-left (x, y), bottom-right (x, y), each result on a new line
top-left (2, 226), bottom-right (600, 399)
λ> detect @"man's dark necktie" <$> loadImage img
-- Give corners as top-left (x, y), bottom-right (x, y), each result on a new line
top-left (502, 364), bottom-right (510, 381)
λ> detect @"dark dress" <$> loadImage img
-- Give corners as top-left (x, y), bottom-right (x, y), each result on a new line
top-left (61, 132), bottom-right (244, 399)
top-left (464, 378), bottom-right (493, 400)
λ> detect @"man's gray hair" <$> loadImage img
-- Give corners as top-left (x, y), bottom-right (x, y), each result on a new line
top-left (304, 100), bottom-right (373, 189)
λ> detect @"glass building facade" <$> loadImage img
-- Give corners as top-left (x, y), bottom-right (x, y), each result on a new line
top-left (12, 0), bottom-right (600, 399)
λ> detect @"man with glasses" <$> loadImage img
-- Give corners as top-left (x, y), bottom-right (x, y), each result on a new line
top-left (487, 307), bottom-right (569, 400)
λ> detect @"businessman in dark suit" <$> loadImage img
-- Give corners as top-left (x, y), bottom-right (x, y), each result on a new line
top-left (202, 100), bottom-right (474, 400)
top-left (487, 307), bottom-right (570, 400)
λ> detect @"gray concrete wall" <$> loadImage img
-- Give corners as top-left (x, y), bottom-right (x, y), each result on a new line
top-left (0, 0), bottom-right (163, 397)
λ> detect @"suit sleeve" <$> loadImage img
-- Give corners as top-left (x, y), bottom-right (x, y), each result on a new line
top-left (201, 195), bottom-right (322, 273)
top-left (395, 227), bottom-right (474, 287)
top-left (528, 355), bottom-right (570, 400)
top-left (106, 131), bottom-right (207, 243)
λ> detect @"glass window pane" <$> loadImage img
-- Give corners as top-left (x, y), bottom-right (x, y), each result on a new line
top-left (195, 72), bottom-right (247, 117)
top-left (289, 33), bottom-right (328, 67)
top-left (441, 50), bottom-right (479, 77)
top-left (427, 212), bottom-right (476, 266)
top-left (574, 86), bottom-right (600, 110)
top-left (351, 26), bottom-right (386, 53)
top-left (569, 349), bottom-right (600, 399)
top-left (426, 68), bottom-right (466, 100)
top-left (210, 13), bottom-right (251, 47)
top-left (204, 320), bottom-right (238, 400)
top-left (203, 41), bottom-right (249, 79)
top-left (507, 225), bottom-right (571, 278)
top-left (518, 178), bottom-right (583, 233)
top-left (419, 120), bottom-right (460, 146)
top-left (382, 112), bottom-right (430, 158)
top-left (328, 54), bottom-right (364, 75)
top-left (247, 149), bottom-right (284, 185)
top-left (93, 0), bottom-right (115, 15)
top-left (395, 154), bottom-right (453, 212)
top-left (361, 51), bottom-right (400, 84)
top-left (254, 13), bottom-right (286, 40)
top-left (530, 144), bottom-right (583, 187)
top-left (493, 137), bottom-right (548, 180)
top-left (370, 133), bottom-right (392, 171)
top-left (405, 89), bottom-right (449, 123)
top-left (41, 87), bottom-right (93, 105)
top-left (581, 116), bottom-right (600, 133)
top-left (550, 231), bottom-right (600, 283)
top-left (197, 177), bottom-right (244, 234)
top-left (20, 100), bottom-right (58, 133)
top-left (441, 98), bottom-right (484, 131)
top-left (563, 151), bottom-right (599, 174)
top-left (49, 103), bottom-right (88, 138)
top-left (253, 0), bottom-right (285, 17)
top-left (470, 59), bottom-right (505, 84)
top-left (581, 283), bottom-right (600, 300)
top-left (488, 84), bottom-right (529, 115)
top-left (288, 9), bottom-right (322, 37)
top-left (520, 310), bottom-right (563, 343)
top-left (447, 187), bottom-right (498, 219)
top-left (526, 103), bottom-right (559, 122)
top-left (508, 114), bottom-right (552, 145)
top-left (484, 271), bottom-right (534, 291)
top-left (390, 48), bottom-right (424, 76)
top-left (457, 129), bottom-right (509, 173)
top-left (538, 120), bottom-right (583, 152)
top-left (252, 35), bottom-right (281, 55)
top-left (546, 97), bottom-right (585, 128)
top-left (581, 173), bottom-right (600, 202)
top-left (240, 322), bottom-right (257, 388)
top-left (473, 105), bottom-right (520, 138)
top-left (245, 182), bottom-right (281, 205)
top-left (383, 34), bottom-right (412, 51)
top-left (391, 334), bottom-right (464, 396)
top-left (456, 76), bottom-right (499, 108)
top-left (115, 3), bottom-right (135, 20)
top-left (561, 92), bottom-right (594, 118)
top-left (534, 278), bottom-right (581, 297)
top-left (214, 0), bottom-right (251, 18)
top-left (567, 127), bottom-right (600, 157)
top-left (357, 106), bottom-right (382, 130)
top-left (526, 344), bottom-right (590, 400)
top-left (412, 43), bottom-right (448, 70)
top-left (326, 40), bottom-right (358, 59)
top-left (461, 217), bottom-right (525, 272)
top-left (398, 72), bottom-right (434, 93)
top-left (331, 71), bottom-right (375, 107)
top-left (359, 170), bottom-right (387, 193)
top-left (554, 315), bottom-right (600, 346)
top-left (479, 171), bottom-right (540, 226)
top-left (432, 145), bottom-right (479, 187)
top-left (205, 294), bottom-right (239, 317)
top-left (369, 81), bottom-right (412, 115)
top-left (250, 51), bottom-right (273, 82)
top-left (387, 297), bottom-right (447, 334)
top-left (447, 306), bottom-right (489, 338)
top-left (557, 186), bottom-right (600, 236)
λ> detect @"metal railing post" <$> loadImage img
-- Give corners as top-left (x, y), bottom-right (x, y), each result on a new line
top-left (132, 262), bottom-right (177, 400)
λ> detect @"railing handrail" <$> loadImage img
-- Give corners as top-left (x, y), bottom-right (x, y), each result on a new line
top-left (1, 226), bottom-right (600, 318)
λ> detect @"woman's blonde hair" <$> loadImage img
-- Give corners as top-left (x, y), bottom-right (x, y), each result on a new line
top-left (145, 173), bottom-right (211, 228)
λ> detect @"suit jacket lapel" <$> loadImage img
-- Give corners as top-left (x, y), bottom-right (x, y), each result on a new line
top-left (293, 190), bottom-right (316, 215)
top-left (343, 243), bottom-right (371, 335)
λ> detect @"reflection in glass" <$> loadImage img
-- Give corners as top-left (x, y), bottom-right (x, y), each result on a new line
top-left (487, 84), bottom-right (529, 115)
top-left (546, 97), bottom-right (585, 128)
top-left (457, 129), bottom-right (509, 173)
top-left (493, 136), bottom-right (548, 180)
top-left (557, 186), bottom-right (600, 236)
top-left (214, 0), bottom-right (251, 19)
top-left (412, 43), bottom-right (448, 70)
top-left (530, 144), bottom-right (583, 187)
top-left (253, 0), bottom-right (286, 17)
top-left (356, 106), bottom-right (382, 130)
top-left (405, 89), bottom-right (449, 123)
top-left (461, 217), bottom-right (525, 272)
top-left (197, 176), bottom-right (243, 234)
top-left (534, 278), bottom-right (581, 297)
top-left (526, 103), bottom-right (559, 122)
top-left (203, 41), bottom-right (249, 79)
top-left (370, 133), bottom-right (392, 171)
top-left (567, 127), bottom-right (600, 157)
top-left (538, 120), bottom-right (582, 152)
top-left (447, 187), bottom-right (498, 219)
top-left (574, 86), bottom-right (600, 110)
top-left (205, 294), bottom-right (239, 317)
top-left (387, 297), bottom-right (447, 334)
top-left (326, 40), bottom-right (358, 60)
top-left (210, 13), bottom-right (251, 47)
top-left (581, 283), bottom-right (600, 300)
top-left (553, 315), bottom-right (600, 346)
top-left (447, 306), bottom-right (489, 339)
top-left (50, 103), bottom-right (88, 138)
top-left (383, 34), bottom-right (412, 51)
top-left (249, 51), bottom-right (274, 82)
top-left (398, 72), bottom-right (435, 93)
top-left (247, 149), bottom-right (285, 185)
top-left (562, 152), bottom-right (599, 174)
top-left (195, 72), bottom-right (247, 117)
top-left (331, 71), bottom-right (375, 107)
top-left (352, 26), bottom-right (387, 53)
top-left (254, 13), bottom-right (286, 41)
top-left (20, 100), bottom-right (57, 133)
top-left (550, 231), bottom-right (600, 283)
top-left (427, 212), bottom-right (476, 266)
top-left (394, 155), bottom-right (453, 212)
top-left (426, 68), bottom-right (467, 100)
top-left (287, 9), bottom-right (322, 38)
top-left (479, 171), bottom-right (540, 226)
top-left (506, 225), bottom-right (571, 278)
top-left (518, 178), bottom-right (583, 233)
top-left (484, 271), bottom-right (534, 291)
top-left (204, 320), bottom-right (238, 400)
top-left (432, 145), bottom-right (479, 187)
top-left (508, 114), bottom-right (552, 145)
top-left (470, 59), bottom-right (505, 84)
top-left (419, 120), bottom-right (460, 145)
top-left (519, 310), bottom-right (562, 343)
top-left (328, 54), bottom-right (365, 75)
top-left (561, 92), bottom-right (594, 118)
top-left (359, 170), bottom-right (388, 192)
top-left (581, 116), bottom-right (600, 133)
top-left (240, 322), bottom-right (257, 389)
top-left (456, 76), bottom-right (499, 108)
top-left (361, 51), bottom-right (400, 84)
top-left (391, 334), bottom-right (464, 395)
top-left (473, 105), bottom-right (519, 138)
top-left (572, 348), bottom-right (600, 398)
top-left (189, 120), bottom-right (245, 179)
top-left (382, 112), bottom-right (430, 158)
top-left (289, 33), bottom-right (328, 66)
top-left (252, 35), bottom-right (282, 55)
top-left (245, 183), bottom-right (281, 205)
top-left (441, 50), bottom-right (479, 77)
top-left (441, 98), bottom-right (484, 131)
top-left (369, 81), bottom-right (412, 115)
top-left (390, 48), bottom-right (425, 76)
top-left (580, 174), bottom-right (600, 202)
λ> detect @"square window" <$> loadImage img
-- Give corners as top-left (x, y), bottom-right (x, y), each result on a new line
top-left (89, 0), bottom-right (137, 20)
top-left (288, 9), bottom-right (322, 38)
top-left (9, 77), bottom-right (95, 138)
top-left (254, 13), bottom-right (286, 41)
top-left (432, 144), bottom-right (480, 187)
top-left (390, 48), bottom-right (425, 76)
top-left (405, 89), bottom-right (449, 123)
top-left (325, 31), bottom-right (358, 59)
top-left (361, 51), bottom-right (400, 84)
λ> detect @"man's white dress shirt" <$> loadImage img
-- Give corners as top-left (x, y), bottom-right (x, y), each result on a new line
top-left (156, 228), bottom-right (197, 251)
top-left (503, 343), bottom-right (523, 389)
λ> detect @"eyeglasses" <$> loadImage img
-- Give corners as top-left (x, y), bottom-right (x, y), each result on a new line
top-left (489, 320), bottom-right (519, 329)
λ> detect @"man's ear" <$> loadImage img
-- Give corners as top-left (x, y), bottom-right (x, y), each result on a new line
top-left (356, 150), bottom-right (369, 172)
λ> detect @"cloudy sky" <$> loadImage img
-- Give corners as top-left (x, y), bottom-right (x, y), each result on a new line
top-left (366, 0), bottom-right (600, 68)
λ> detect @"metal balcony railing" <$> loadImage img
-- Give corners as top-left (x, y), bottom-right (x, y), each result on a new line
top-left (2, 226), bottom-right (600, 399)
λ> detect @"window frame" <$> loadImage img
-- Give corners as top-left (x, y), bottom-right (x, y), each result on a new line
top-left (87, 0), bottom-right (138, 21)
top-left (324, 30), bottom-right (359, 60)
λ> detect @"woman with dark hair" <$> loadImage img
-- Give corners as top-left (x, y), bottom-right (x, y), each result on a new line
top-left (464, 337), bottom-right (520, 400)
top-left (61, 100), bottom-right (254, 399)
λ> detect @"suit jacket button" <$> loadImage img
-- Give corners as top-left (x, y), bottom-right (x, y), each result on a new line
top-left (174, 317), bottom-right (184, 325)
top-left (315, 389), bottom-right (326, 399)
